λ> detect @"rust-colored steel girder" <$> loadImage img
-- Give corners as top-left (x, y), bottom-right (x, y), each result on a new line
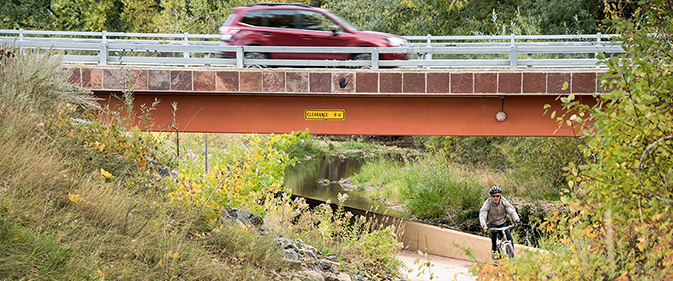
top-left (96, 93), bottom-right (595, 137)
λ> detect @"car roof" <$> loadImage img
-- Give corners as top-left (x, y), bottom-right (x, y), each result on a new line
top-left (232, 3), bottom-right (329, 13)
top-left (246, 3), bottom-right (314, 8)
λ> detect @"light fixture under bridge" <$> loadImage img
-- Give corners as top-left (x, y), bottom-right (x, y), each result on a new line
top-left (496, 96), bottom-right (507, 122)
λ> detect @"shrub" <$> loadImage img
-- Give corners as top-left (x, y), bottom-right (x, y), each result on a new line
top-left (164, 133), bottom-right (303, 220)
top-left (472, 1), bottom-right (673, 279)
top-left (400, 157), bottom-right (481, 219)
top-left (417, 136), bottom-right (508, 169)
top-left (264, 194), bottom-right (405, 278)
top-left (498, 137), bottom-right (584, 199)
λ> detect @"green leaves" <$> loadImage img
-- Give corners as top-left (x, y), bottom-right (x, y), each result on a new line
top-left (51, 0), bottom-right (122, 31)
top-left (473, 1), bottom-right (673, 279)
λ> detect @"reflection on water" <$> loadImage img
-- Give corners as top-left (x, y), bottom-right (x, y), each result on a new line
top-left (284, 155), bottom-right (406, 218)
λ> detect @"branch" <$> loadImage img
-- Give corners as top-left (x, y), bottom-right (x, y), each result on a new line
top-left (132, 202), bottom-right (163, 237)
top-left (637, 135), bottom-right (673, 204)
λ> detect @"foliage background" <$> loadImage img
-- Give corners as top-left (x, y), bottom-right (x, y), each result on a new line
top-left (472, 0), bottom-right (673, 279)
top-left (1, 0), bottom-right (606, 36)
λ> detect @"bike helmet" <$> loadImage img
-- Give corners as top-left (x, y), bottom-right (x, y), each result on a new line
top-left (489, 186), bottom-right (502, 195)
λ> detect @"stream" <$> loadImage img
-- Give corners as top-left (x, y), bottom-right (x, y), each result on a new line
top-left (283, 155), bottom-right (407, 219)
top-left (283, 154), bottom-right (543, 247)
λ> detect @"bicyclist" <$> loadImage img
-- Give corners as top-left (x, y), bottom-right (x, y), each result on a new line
top-left (479, 186), bottom-right (520, 259)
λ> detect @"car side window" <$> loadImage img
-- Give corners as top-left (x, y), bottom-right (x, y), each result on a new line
top-left (299, 11), bottom-right (340, 32)
top-left (241, 10), bottom-right (266, 27)
top-left (267, 9), bottom-right (297, 29)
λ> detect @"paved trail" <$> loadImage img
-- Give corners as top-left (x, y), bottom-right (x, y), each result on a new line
top-left (397, 250), bottom-right (477, 281)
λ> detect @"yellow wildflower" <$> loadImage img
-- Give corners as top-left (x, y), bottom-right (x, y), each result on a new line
top-left (100, 168), bottom-right (113, 180)
top-left (68, 192), bottom-right (82, 204)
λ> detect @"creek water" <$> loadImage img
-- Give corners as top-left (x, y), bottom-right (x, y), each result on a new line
top-left (283, 155), bottom-right (543, 248)
top-left (283, 155), bottom-right (407, 219)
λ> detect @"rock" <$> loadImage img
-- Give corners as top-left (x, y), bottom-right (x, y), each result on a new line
top-left (283, 249), bottom-right (300, 261)
top-left (301, 270), bottom-right (325, 281)
top-left (249, 214), bottom-right (263, 227)
top-left (324, 272), bottom-right (352, 281)
top-left (319, 259), bottom-right (340, 270)
top-left (298, 248), bottom-right (318, 260)
top-left (336, 272), bottom-right (352, 281)
top-left (284, 257), bottom-right (303, 270)
top-left (147, 157), bottom-right (179, 178)
top-left (323, 272), bottom-right (338, 281)
top-left (217, 209), bottom-right (379, 281)
top-left (338, 178), bottom-right (357, 190)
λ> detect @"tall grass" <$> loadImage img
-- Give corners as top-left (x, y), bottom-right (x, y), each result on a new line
top-left (1, 47), bottom-right (409, 280)
top-left (400, 157), bottom-right (482, 219)
top-left (0, 47), bottom-right (288, 280)
top-left (264, 194), bottom-right (405, 276)
top-left (350, 157), bottom-right (404, 202)
top-left (349, 154), bottom-right (483, 220)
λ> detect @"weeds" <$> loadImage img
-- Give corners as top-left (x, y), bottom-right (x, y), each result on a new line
top-left (401, 157), bottom-right (482, 219)
top-left (0, 46), bottom-right (300, 280)
top-left (265, 193), bottom-right (406, 278)
top-left (349, 154), bottom-right (483, 220)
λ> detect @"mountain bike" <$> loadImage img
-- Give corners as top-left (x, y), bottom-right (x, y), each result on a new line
top-left (489, 224), bottom-right (518, 260)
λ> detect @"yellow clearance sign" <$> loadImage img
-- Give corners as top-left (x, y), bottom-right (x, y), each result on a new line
top-left (304, 109), bottom-right (345, 120)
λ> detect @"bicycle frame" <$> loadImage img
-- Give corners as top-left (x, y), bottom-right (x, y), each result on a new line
top-left (490, 224), bottom-right (518, 260)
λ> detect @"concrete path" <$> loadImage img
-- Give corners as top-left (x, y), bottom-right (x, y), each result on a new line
top-left (397, 250), bottom-right (477, 281)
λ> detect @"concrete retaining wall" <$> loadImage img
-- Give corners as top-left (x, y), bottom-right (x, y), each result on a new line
top-left (399, 220), bottom-right (542, 262)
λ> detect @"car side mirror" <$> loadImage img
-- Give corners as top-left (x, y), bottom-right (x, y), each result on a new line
top-left (329, 25), bottom-right (339, 36)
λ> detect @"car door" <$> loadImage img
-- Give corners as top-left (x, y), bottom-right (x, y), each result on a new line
top-left (263, 9), bottom-right (306, 59)
top-left (297, 10), bottom-right (354, 60)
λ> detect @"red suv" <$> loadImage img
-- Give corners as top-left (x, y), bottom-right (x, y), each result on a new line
top-left (219, 3), bottom-right (410, 62)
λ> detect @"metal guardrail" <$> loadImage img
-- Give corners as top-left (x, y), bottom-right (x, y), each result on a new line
top-left (0, 29), bottom-right (624, 69)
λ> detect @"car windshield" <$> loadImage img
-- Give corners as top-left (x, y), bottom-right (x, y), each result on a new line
top-left (331, 14), bottom-right (361, 31)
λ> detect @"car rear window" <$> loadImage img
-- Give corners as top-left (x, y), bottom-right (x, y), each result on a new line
top-left (241, 10), bottom-right (266, 26)
top-left (267, 9), bottom-right (297, 29)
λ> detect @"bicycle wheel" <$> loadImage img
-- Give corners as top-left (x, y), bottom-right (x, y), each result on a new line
top-left (505, 243), bottom-right (515, 259)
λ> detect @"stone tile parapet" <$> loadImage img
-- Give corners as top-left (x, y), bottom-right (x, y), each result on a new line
top-left (67, 65), bottom-right (607, 95)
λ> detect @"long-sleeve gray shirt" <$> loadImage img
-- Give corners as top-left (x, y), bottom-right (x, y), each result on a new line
top-left (479, 197), bottom-right (519, 228)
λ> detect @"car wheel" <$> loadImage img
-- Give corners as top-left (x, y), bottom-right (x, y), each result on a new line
top-left (352, 53), bottom-right (372, 69)
top-left (244, 52), bottom-right (267, 68)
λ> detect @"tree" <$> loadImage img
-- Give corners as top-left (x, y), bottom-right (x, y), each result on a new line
top-left (50, 0), bottom-right (123, 31)
top-left (118, 0), bottom-right (160, 33)
top-left (323, 0), bottom-right (469, 36)
top-left (0, 0), bottom-right (57, 30)
top-left (150, 0), bottom-right (313, 35)
top-left (472, 0), bottom-right (673, 279)
top-left (525, 0), bottom-right (604, 34)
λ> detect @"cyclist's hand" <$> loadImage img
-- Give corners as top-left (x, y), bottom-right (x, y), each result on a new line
top-left (515, 219), bottom-right (520, 224)
top-left (483, 226), bottom-right (488, 232)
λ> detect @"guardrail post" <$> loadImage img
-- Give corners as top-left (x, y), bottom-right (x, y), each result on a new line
top-left (527, 54), bottom-right (532, 68)
top-left (509, 34), bottom-right (517, 69)
top-left (100, 31), bottom-right (108, 65)
top-left (236, 46), bottom-right (244, 68)
top-left (183, 32), bottom-right (189, 67)
top-left (425, 34), bottom-right (432, 69)
top-left (19, 28), bottom-right (24, 40)
top-left (372, 48), bottom-right (379, 69)
top-left (596, 32), bottom-right (601, 68)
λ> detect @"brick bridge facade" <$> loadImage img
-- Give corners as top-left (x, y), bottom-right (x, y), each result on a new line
top-left (68, 66), bottom-right (605, 136)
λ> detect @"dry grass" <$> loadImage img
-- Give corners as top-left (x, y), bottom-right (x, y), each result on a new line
top-left (1, 46), bottom-right (407, 280)
top-left (0, 46), bottom-right (286, 280)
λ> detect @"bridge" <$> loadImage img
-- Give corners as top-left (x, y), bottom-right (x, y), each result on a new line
top-left (2, 30), bottom-right (617, 136)
top-left (72, 66), bottom-right (602, 136)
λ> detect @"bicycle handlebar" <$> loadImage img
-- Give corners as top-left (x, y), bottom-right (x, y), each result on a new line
top-left (489, 223), bottom-right (518, 232)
